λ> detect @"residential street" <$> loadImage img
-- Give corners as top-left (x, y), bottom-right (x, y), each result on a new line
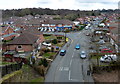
top-left (45, 29), bottom-right (94, 82)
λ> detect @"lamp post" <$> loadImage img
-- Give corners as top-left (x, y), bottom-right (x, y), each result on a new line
top-left (64, 31), bottom-right (66, 43)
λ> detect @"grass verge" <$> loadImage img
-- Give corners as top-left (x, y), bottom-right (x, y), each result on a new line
top-left (43, 52), bottom-right (56, 58)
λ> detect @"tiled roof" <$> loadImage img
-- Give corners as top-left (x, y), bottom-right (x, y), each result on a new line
top-left (43, 19), bottom-right (73, 25)
top-left (7, 32), bottom-right (39, 45)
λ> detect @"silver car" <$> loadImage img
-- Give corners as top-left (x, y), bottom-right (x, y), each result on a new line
top-left (80, 51), bottom-right (87, 59)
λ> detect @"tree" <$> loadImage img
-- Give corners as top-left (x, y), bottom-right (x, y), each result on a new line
top-left (91, 12), bottom-right (95, 16)
top-left (52, 39), bottom-right (57, 44)
top-left (51, 47), bottom-right (54, 52)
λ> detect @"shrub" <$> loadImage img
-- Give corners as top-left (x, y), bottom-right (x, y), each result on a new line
top-left (39, 51), bottom-right (44, 56)
top-left (38, 58), bottom-right (48, 67)
top-left (52, 39), bottom-right (57, 44)
top-left (51, 47), bottom-right (54, 52)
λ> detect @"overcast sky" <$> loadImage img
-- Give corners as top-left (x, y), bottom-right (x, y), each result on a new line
top-left (0, 0), bottom-right (119, 10)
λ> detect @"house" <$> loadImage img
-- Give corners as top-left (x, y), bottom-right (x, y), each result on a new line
top-left (41, 19), bottom-right (74, 31)
top-left (5, 29), bottom-right (44, 52)
top-left (2, 25), bottom-right (20, 41)
top-left (2, 25), bottom-right (14, 35)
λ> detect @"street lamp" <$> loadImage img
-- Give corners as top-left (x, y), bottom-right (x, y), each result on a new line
top-left (64, 31), bottom-right (67, 43)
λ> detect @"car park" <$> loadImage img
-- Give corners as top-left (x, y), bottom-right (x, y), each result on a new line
top-left (75, 44), bottom-right (80, 50)
top-left (60, 50), bottom-right (66, 56)
top-left (80, 51), bottom-right (87, 59)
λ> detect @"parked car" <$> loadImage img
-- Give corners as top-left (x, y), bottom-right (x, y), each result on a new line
top-left (100, 54), bottom-right (117, 62)
top-left (75, 44), bottom-right (80, 50)
top-left (98, 40), bottom-right (105, 44)
top-left (42, 42), bottom-right (51, 46)
top-left (100, 48), bottom-right (113, 53)
top-left (80, 51), bottom-right (87, 59)
top-left (86, 33), bottom-right (90, 36)
top-left (60, 50), bottom-right (66, 56)
top-left (100, 36), bottom-right (103, 39)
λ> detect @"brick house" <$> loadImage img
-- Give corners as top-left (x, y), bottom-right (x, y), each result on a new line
top-left (5, 29), bottom-right (44, 52)
top-left (2, 25), bottom-right (20, 41)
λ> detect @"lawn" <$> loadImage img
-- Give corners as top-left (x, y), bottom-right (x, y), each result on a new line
top-left (55, 42), bottom-right (64, 47)
top-left (44, 35), bottom-right (56, 40)
top-left (91, 55), bottom-right (102, 59)
top-left (43, 52), bottom-right (56, 58)
top-left (0, 61), bottom-right (16, 65)
top-left (30, 77), bottom-right (44, 83)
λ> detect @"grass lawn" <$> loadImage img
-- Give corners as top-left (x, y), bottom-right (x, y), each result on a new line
top-left (30, 77), bottom-right (44, 83)
top-left (44, 35), bottom-right (56, 40)
top-left (43, 52), bottom-right (56, 58)
top-left (0, 61), bottom-right (16, 65)
top-left (91, 56), bottom-right (102, 59)
top-left (55, 42), bottom-right (64, 47)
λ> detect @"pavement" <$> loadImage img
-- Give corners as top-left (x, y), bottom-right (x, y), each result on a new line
top-left (44, 29), bottom-right (94, 83)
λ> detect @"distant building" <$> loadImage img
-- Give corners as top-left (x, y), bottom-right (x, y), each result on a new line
top-left (41, 19), bottom-right (74, 31)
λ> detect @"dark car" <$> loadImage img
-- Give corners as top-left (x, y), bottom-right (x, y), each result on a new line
top-left (60, 50), bottom-right (66, 56)
top-left (75, 44), bottom-right (80, 50)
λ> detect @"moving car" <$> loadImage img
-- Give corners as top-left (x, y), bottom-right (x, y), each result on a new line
top-left (75, 44), bottom-right (80, 50)
top-left (60, 50), bottom-right (66, 56)
top-left (100, 54), bottom-right (117, 62)
top-left (80, 51), bottom-right (87, 59)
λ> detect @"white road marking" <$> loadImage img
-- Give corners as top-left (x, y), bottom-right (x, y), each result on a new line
top-left (70, 59), bottom-right (72, 66)
top-left (64, 67), bottom-right (69, 71)
top-left (59, 67), bottom-right (69, 71)
top-left (69, 70), bottom-right (71, 80)
top-left (59, 67), bottom-right (63, 71)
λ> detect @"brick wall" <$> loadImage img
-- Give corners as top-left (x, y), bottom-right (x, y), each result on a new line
top-left (7, 45), bottom-right (33, 52)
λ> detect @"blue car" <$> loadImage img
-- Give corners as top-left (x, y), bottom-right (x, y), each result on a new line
top-left (60, 50), bottom-right (66, 56)
top-left (75, 44), bottom-right (80, 50)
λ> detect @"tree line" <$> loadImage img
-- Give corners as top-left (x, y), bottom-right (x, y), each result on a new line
top-left (2, 8), bottom-right (119, 21)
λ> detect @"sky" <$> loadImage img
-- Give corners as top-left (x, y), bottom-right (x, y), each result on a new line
top-left (0, 0), bottom-right (119, 10)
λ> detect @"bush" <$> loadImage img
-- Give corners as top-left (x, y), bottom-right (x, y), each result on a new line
top-left (38, 58), bottom-right (48, 67)
top-left (45, 49), bottom-right (50, 53)
top-left (42, 58), bottom-right (48, 67)
top-left (41, 48), bottom-right (46, 52)
top-left (43, 34), bottom-right (51, 36)
top-left (41, 48), bottom-right (50, 53)
top-left (64, 29), bottom-right (70, 33)
top-left (52, 39), bottom-right (57, 44)
top-left (39, 51), bottom-right (44, 56)
top-left (51, 47), bottom-right (54, 52)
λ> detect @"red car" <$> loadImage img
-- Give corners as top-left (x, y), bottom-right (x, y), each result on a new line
top-left (100, 48), bottom-right (113, 53)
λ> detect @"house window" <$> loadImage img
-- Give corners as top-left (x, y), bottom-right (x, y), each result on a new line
top-left (17, 45), bottom-right (22, 49)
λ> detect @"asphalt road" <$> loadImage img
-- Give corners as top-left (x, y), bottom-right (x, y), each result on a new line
top-left (44, 29), bottom-right (94, 82)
